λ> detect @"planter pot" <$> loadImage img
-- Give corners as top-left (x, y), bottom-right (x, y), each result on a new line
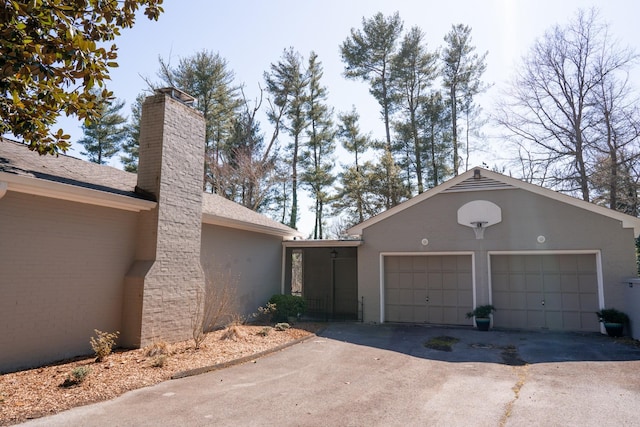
top-left (603, 322), bottom-right (624, 337)
top-left (475, 318), bottom-right (490, 331)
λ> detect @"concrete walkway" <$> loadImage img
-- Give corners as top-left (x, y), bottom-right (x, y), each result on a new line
top-left (21, 323), bottom-right (640, 426)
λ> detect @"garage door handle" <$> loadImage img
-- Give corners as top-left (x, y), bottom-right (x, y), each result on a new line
top-left (425, 297), bottom-right (429, 303)
top-left (541, 300), bottom-right (545, 306)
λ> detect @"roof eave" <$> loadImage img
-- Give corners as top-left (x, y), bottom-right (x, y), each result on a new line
top-left (202, 213), bottom-right (302, 239)
top-left (0, 172), bottom-right (156, 212)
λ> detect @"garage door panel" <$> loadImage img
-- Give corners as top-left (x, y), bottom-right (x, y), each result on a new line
top-left (525, 274), bottom-right (543, 291)
top-left (561, 274), bottom-right (579, 292)
top-left (509, 274), bottom-right (526, 291)
top-left (579, 274), bottom-right (597, 292)
top-left (579, 293), bottom-right (598, 310)
top-left (526, 292), bottom-right (543, 310)
top-left (458, 291), bottom-right (473, 306)
top-left (561, 293), bottom-right (580, 311)
top-left (427, 307), bottom-right (443, 323)
top-left (492, 274), bottom-right (509, 291)
top-left (544, 293), bottom-right (563, 310)
top-left (543, 275), bottom-right (562, 293)
top-left (413, 289), bottom-right (426, 303)
top-left (524, 256), bottom-right (541, 272)
top-left (441, 308), bottom-right (460, 324)
top-left (491, 254), bottom-right (599, 332)
top-left (385, 255), bottom-right (472, 325)
top-left (442, 273), bottom-right (459, 289)
top-left (542, 255), bottom-right (560, 272)
top-left (386, 288), bottom-right (400, 305)
top-left (398, 289), bottom-right (414, 305)
top-left (428, 290), bottom-right (443, 305)
top-left (545, 311), bottom-right (563, 329)
top-left (427, 272), bottom-right (443, 288)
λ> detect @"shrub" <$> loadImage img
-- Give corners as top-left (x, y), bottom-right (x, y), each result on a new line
top-left (144, 340), bottom-right (169, 358)
top-left (61, 366), bottom-right (91, 387)
top-left (596, 308), bottom-right (629, 324)
top-left (268, 294), bottom-right (307, 322)
top-left (149, 354), bottom-right (168, 368)
top-left (90, 330), bottom-right (120, 362)
top-left (274, 323), bottom-right (290, 331)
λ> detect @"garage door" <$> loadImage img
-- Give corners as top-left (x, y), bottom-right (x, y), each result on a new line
top-left (385, 255), bottom-right (473, 324)
top-left (491, 254), bottom-right (600, 331)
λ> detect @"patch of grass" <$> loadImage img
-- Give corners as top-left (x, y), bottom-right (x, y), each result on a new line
top-left (256, 327), bottom-right (272, 337)
top-left (424, 336), bottom-right (460, 352)
top-left (274, 323), bottom-right (290, 331)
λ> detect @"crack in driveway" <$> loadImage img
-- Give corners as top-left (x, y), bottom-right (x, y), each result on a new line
top-left (499, 345), bottom-right (529, 426)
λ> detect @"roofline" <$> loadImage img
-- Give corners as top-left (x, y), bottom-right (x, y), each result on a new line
top-left (347, 167), bottom-right (640, 237)
top-left (346, 171), bottom-right (473, 235)
top-left (202, 213), bottom-right (303, 239)
top-left (282, 239), bottom-right (363, 248)
top-left (0, 172), bottom-right (156, 212)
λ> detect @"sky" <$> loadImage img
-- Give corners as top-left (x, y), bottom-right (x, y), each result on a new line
top-left (56, 0), bottom-right (640, 236)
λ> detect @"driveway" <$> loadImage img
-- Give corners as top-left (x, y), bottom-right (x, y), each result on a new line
top-left (22, 323), bottom-right (640, 426)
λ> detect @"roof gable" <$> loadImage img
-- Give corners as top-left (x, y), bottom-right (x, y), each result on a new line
top-left (347, 167), bottom-right (640, 236)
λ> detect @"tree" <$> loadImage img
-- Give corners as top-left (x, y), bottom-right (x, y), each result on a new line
top-left (264, 48), bottom-right (309, 229)
top-left (77, 92), bottom-right (128, 164)
top-left (301, 52), bottom-right (335, 239)
top-left (496, 9), bottom-right (639, 204)
top-left (335, 108), bottom-right (371, 224)
top-left (157, 50), bottom-right (242, 192)
top-left (120, 93), bottom-right (145, 172)
top-left (441, 24), bottom-right (487, 175)
top-left (0, 0), bottom-right (163, 155)
top-left (419, 92), bottom-right (452, 187)
top-left (340, 12), bottom-right (403, 149)
top-left (390, 26), bottom-right (438, 193)
top-left (368, 145), bottom-right (410, 211)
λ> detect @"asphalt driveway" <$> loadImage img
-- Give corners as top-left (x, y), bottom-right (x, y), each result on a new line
top-left (21, 323), bottom-right (640, 426)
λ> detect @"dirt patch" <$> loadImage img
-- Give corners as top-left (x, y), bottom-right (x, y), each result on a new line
top-left (424, 336), bottom-right (460, 352)
top-left (0, 323), bottom-right (322, 426)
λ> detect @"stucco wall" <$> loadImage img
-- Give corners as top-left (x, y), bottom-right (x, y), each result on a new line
top-left (0, 192), bottom-right (137, 373)
top-left (200, 224), bottom-right (283, 323)
top-left (358, 189), bottom-right (638, 325)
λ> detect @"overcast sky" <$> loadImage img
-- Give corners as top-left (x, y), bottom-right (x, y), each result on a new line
top-left (58, 0), bottom-right (640, 236)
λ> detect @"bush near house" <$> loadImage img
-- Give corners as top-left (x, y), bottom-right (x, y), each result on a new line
top-left (268, 294), bottom-right (307, 322)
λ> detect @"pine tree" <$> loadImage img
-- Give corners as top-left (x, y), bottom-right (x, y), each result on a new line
top-left (301, 52), bottom-right (335, 239)
top-left (78, 92), bottom-right (128, 164)
top-left (120, 93), bottom-right (144, 172)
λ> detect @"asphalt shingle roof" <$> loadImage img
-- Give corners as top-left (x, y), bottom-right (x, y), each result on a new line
top-left (0, 138), bottom-right (298, 237)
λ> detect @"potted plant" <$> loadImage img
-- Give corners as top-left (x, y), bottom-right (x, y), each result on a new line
top-left (466, 305), bottom-right (496, 331)
top-left (596, 308), bottom-right (629, 337)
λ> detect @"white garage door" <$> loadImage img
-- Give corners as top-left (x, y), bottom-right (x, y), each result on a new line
top-left (491, 254), bottom-right (600, 331)
top-left (384, 255), bottom-right (473, 325)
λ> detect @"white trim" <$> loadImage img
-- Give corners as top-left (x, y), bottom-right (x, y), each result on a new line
top-left (282, 239), bottom-right (363, 248)
top-left (280, 244), bottom-right (286, 294)
top-left (202, 213), bottom-right (301, 238)
top-left (379, 251), bottom-right (476, 324)
top-left (0, 172), bottom-right (155, 212)
top-left (487, 250), bottom-right (605, 334)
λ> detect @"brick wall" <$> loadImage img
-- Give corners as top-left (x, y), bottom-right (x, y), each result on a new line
top-left (122, 91), bottom-right (207, 347)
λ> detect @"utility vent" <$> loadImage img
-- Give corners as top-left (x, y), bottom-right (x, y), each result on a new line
top-left (155, 87), bottom-right (196, 107)
top-left (443, 176), bottom-right (516, 193)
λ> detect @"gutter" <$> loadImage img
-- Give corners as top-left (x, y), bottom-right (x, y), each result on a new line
top-left (0, 172), bottom-right (156, 212)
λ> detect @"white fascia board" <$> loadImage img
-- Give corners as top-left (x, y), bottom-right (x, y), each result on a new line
top-left (282, 239), bottom-right (363, 248)
top-left (202, 213), bottom-right (303, 239)
top-left (0, 172), bottom-right (156, 212)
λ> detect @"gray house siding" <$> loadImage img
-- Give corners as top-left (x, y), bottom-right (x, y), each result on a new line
top-left (0, 192), bottom-right (137, 372)
top-left (200, 224), bottom-right (283, 321)
top-left (357, 187), bottom-right (637, 332)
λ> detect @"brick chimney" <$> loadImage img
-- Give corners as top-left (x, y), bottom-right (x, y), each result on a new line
top-left (121, 88), bottom-right (206, 347)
